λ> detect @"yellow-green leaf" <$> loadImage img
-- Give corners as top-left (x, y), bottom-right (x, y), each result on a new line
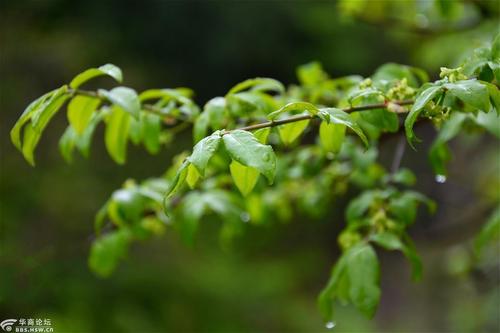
top-left (67, 95), bottom-right (101, 134)
top-left (230, 160), bottom-right (260, 196)
top-left (105, 106), bottom-right (131, 164)
top-left (319, 122), bottom-right (346, 154)
top-left (278, 120), bottom-right (309, 145)
top-left (70, 63), bottom-right (122, 89)
top-left (186, 163), bottom-right (200, 189)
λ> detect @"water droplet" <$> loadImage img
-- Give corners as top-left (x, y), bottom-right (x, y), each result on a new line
top-left (435, 174), bottom-right (447, 183)
top-left (325, 321), bottom-right (336, 329)
top-left (262, 153), bottom-right (271, 162)
top-left (240, 212), bottom-right (250, 223)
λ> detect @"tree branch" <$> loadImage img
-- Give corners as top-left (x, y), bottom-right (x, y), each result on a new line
top-left (233, 100), bottom-right (414, 132)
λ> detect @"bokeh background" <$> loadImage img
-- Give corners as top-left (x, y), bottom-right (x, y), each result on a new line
top-left (1, 1), bottom-right (499, 332)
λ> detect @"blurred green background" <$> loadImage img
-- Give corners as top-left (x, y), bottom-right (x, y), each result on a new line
top-left (1, 1), bottom-right (499, 332)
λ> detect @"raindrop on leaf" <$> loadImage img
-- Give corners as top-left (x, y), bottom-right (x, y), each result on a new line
top-left (240, 212), bottom-right (250, 223)
top-left (435, 174), bottom-right (447, 183)
top-left (325, 321), bottom-right (336, 329)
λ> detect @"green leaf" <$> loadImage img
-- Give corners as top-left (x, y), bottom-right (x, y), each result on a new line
top-left (346, 191), bottom-right (375, 222)
top-left (186, 163), bottom-right (200, 189)
top-left (474, 206), bottom-right (500, 256)
top-left (391, 168), bottom-right (417, 186)
top-left (105, 106), bottom-right (131, 164)
top-left (253, 127), bottom-right (270, 144)
top-left (372, 63), bottom-right (428, 87)
top-left (473, 110), bottom-right (500, 138)
top-left (204, 97), bottom-right (227, 129)
top-left (492, 33), bottom-right (500, 61)
top-left (11, 89), bottom-right (58, 151)
top-left (267, 102), bottom-right (319, 120)
top-left (58, 126), bottom-right (76, 163)
top-left (278, 120), bottom-right (310, 145)
top-left (88, 228), bottom-right (132, 277)
top-left (111, 188), bottom-right (145, 223)
top-left (230, 160), bottom-right (260, 196)
top-left (98, 87), bottom-right (141, 118)
top-left (70, 64), bottom-right (122, 89)
top-left (358, 108), bottom-right (399, 133)
top-left (444, 80), bottom-right (490, 111)
top-left (346, 244), bottom-right (381, 317)
top-left (297, 61), bottom-right (327, 86)
top-left (22, 86), bottom-right (70, 165)
top-left (319, 108), bottom-right (368, 147)
top-left (189, 133), bottom-right (222, 176)
top-left (165, 160), bottom-right (190, 199)
top-left (227, 77), bottom-right (285, 96)
top-left (405, 84), bottom-right (443, 147)
top-left (319, 122), bottom-right (346, 154)
top-left (141, 113), bottom-right (162, 154)
top-left (67, 95), bottom-right (101, 134)
top-left (222, 130), bottom-right (276, 184)
top-left (370, 232), bottom-right (403, 250)
top-left (178, 192), bottom-right (205, 245)
top-left (318, 252), bottom-right (349, 322)
top-left (193, 111), bottom-right (210, 143)
top-left (429, 113), bottom-right (467, 176)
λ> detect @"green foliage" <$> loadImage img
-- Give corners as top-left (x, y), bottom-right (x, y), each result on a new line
top-left (9, 32), bottom-right (500, 325)
top-left (70, 63), bottom-right (122, 89)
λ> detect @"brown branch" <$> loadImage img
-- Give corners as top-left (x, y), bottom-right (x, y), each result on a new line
top-left (234, 100), bottom-right (414, 132)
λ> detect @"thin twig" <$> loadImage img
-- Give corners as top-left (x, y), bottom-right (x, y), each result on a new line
top-left (391, 135), bottom-right (407, 175)
top-left (235, 100), bottom-right (414, 132)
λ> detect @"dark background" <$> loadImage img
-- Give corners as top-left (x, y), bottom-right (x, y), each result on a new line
top-left (1, 1), bottom-right (499, 332)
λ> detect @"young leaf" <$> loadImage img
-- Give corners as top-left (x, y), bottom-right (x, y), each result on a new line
top-left (88, 228), bottom-right (132, 277)
top-left (70, 63), bottom-right (122, 89)
top-left (318, 252), bottom-right (349, 322)
top-left (58, 126), bottom-right (77, 163)
top-left (405, 84), bottom-right (443, 147)
top-left (165, 159), bottom-right (190, 199)
top-left (193, 111), bottom-right (210, 143)
top-left (178, 192), bottom-right (205, 245)
top-left (319, 108), bottom-right (368, 146)
top-left (186, 163), bottom-right (200, 189)
top-left (370, 232), bottom-right (403, 251)
top-left (204, 97), bottom-right (227, 129)
top-left (278, 120), bottom-right (310, 145)
top-left (444, 80), bottom-right (490, 111)
top-left (222, 130), bottom-right (276, 184)
top-left (98, 87), bottom-right (141, 118)
top-left (319, 122), bottom-right (346, 154)
top-left (253, 127), bottom-right (270, 144)
top-left (473, 111), bottom-right (500, 138)
top-left (474, 206), bottom-right (500, 256)
top-left (105, 106), bottom-right (131, 164)
top-left (297, 61), bottom-right (327, 86)
top-left (67, 95), bottom-right (101, 134)
top-left (142, 113), bottom-right (162, 154)
top-left (22, 86), bottom-right (70, 165)
top-left (230, 160), bottom-right (260, 196)
top-left (11, 89), bottom-right (57, 151)
top-left (346, 244), bottom-right (381, 318)
top-left (346, 191), bottom-right (375, 222)
top-left (226, 77), bottom-right (285, 96)
top-left (189, 133), bottom-right (222, 176)
top-left (391, 168), bottom-right (417, 186)
top-left (267, 102), bottom-right (319, 120)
